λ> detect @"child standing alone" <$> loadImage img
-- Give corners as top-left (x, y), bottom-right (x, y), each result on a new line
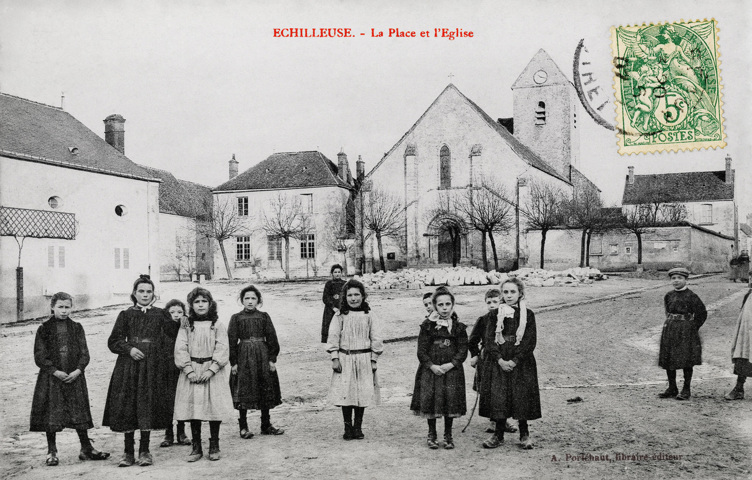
top-left (410, 286), bottom-right (468, 449)
top-left (658, 267), bottom-right (708, 400)
top-left (30, 292), bottom-right (110, 466)
top-left (173, 287), bottom-right (234, 462)
top-left (478, 278), bottom-right (540, 449)
top-left (327, 279), bottom-right (383, 440)
top-left (228, 285), bottom-right (284, 438)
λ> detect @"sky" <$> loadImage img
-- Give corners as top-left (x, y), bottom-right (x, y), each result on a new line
top-left (1, 0), bottom-right (749, 213)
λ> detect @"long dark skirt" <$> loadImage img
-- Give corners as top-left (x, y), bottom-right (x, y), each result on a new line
top-left (659, 316), bottom-right (702, 370)
top-left (30, 371), bottom-right (94, 432)
top-left (230, 340), bottom-right (282, 410)
top-left (102, 341), bottom-right (173, 432)
top-left (478, 356), bottom-right (541, 421)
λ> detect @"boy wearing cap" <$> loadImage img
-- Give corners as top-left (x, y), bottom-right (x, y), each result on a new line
top-left (658, 267), bottom-right (707, 400)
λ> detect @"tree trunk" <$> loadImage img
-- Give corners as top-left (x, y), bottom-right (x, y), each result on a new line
top-left (218, 240), bottom-right (233, 280)
top-left (540, 229), bottom-right (547, 269)
top-left (488, 231), bottom-right (500, 271)
top-left (16, 267), bottom-right (23, 323)
top-left (636, 233), bottom-right (643, 266)
top-left (284, 236), bottom-right (291, 280)
top-left (585, 231), bottom-right (592, 267)
top-left (480, 230), bottom-right (488, 271)
top-left (376, 232), bottom-right (386, 272)
top-left (579, 229), bottom-right (587, 267)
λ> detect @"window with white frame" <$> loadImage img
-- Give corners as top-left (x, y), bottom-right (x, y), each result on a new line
top-left (114, 247), bottom-right (130, 269)
top-left (625, 244), bottom-right (633, 255)
top-left (237, 196), bottom-right (249, 217)
top-left (300, 193), bottom-right (313, 213)
top-left (300, 234), bottom-right (315, 259)
top-left (236, 236), bottom-right (251, 261)
top-left (48, 246), bottom-right (66, 268)
top-left (267, 235), bottom-right (282, 260)
top-left (700, 204), bottom-right (712, 224)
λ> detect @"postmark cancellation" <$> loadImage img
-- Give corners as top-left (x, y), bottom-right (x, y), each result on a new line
top-left (610, 19), bottom-right (725, 155)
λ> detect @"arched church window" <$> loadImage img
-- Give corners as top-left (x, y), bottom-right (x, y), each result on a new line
top-left (535, 101), bottom-right (546, 125)
top-left (440, 145), bottom-right (451, 189)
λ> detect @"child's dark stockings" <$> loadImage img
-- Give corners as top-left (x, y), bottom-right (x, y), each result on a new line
top-left (46, 432), bottom-right (57, 454)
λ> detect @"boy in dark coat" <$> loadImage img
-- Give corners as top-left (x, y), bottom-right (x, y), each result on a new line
top-left (658, 267), bottom-right (707, 400)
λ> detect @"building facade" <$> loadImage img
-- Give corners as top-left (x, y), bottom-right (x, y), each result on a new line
top-left (362, 50), bottom-right (597, 271)
top-left (212, 151), bottom-right (356, 279)
top-left (0, 94), bottom-right (161, 322)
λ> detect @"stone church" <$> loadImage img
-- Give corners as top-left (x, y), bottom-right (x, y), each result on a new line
top-left (363, 49), bottom-right (598, 270)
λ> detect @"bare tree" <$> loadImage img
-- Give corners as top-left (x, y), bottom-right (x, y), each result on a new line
top-left (424, 190), bottom-right (464, 267)
top-left (195, 196), bottom-right (250, 280)
top-left (321, 193), bottom-right (356, 274)
top-left (363, 187), bottom-right (406, 272)
top-left (455, 181), bottom-right (513, 271)
top-left (261, 192), bottom-right (312, 280)
top-left (565, 185), bottom-right (604, 267)
top-left (166, 235), bottom-right (195, 282)
top-left (522, 180), bottom-right (567, 269)
top-left (618, 194), bottom-right (688, 267)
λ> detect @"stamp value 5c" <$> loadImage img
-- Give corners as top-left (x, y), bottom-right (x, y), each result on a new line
top-left (610, 19), bottom-right (725, 155)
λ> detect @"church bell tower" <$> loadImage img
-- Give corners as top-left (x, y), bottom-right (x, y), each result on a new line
top-left (511, 49), bottom-right (580, 179)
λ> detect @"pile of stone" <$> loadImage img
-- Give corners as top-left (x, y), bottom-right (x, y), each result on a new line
top-left (354, 266), bottom-right (605, 290)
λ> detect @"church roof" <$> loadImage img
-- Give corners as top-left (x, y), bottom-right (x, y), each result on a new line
top-left (367, 84), bottom-right (569, 183)
top-left (138, 165), bottom-right (212, 219)
top-left (622, 170), bottom-right (734, 204)
top-left (0, 93), bottom-right (158, 182)
top-left (511, 49), bottom-right (574, 90)
top-left (214, 151), bottom-right (352, 192)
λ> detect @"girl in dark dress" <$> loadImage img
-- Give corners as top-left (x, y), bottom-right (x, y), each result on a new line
top-left (658, 267), bottom-right (708, 401)
top-left (228, 285), bottom-right (284, 438)
top-left (321, 264), bottom-right (346, 343)
top-left (30, 292), bottom-right (110, 466)
top-left (410, 286), bottom-right (468, 450)
top-left (468, 288), bottom-right (517, 435)
top-left (478, 278), bottom-right (540, 450)
top-left (159, 299), bottom-right (191, 447)
top-left (726, 289), bottom-right (752, 400)
top-left (102, 275), bottom-right (180, 467)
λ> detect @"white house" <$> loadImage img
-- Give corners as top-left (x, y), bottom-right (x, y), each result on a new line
top-left (0, 93), bottom-right (161, 322)
top-left (212, 151), bottom-right (356, 279)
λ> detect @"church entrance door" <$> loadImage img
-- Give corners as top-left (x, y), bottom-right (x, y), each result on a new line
top-left (437, 226), bottom-right (461, 266)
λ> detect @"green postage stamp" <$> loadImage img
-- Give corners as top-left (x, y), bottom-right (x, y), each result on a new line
top-left (610, 19), bottom-right (725, 155)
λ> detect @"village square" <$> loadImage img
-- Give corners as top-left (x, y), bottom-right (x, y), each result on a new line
top-left (1, 1), bottom-right (751, 479)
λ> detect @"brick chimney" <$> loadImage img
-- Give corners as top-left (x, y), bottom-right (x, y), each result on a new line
top-left (337, 149), bottom-right (351, 184)
top-left (104, 114), bottom-right (126, 154)
top-left (627, 166), bottom-right (634, 185)
top-left (229, 153), bottom-right (239, 180)
top-left (356, 155), bottom-right (365, 181)
top-left (725, 154), bottom-right (733, 184)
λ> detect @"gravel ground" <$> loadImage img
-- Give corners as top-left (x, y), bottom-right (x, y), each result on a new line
top-left (1, 275), bottom-right (750, 479)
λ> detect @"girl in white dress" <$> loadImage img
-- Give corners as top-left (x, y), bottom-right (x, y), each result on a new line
top-left (326, 279), bottom-right (383, 440)
top-left (174, 287), bottom-right (233, 462)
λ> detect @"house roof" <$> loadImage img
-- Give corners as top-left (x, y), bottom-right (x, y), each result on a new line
top-left (366, 84), bottom-right (569, 184)
top-left (213, 151), bottom-right (352, 192)
top-left (138, 165), bottom-right (212, 219)
top-left (622, 171), bottom-right (734, 204)
top-left (0, 93), bottom-right (158, 182)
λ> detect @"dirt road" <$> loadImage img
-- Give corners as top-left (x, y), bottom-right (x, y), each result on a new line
top-left (1, 275), bottom-right (750, 479)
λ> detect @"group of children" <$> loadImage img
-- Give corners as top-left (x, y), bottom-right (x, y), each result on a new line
top-left (31, 265), bottom-right (752, 466)
top-left (32, 275), bottom-right (283, 467)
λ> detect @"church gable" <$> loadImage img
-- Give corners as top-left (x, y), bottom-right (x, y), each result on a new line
top-left (511, 49), bottom-right (573, 90)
